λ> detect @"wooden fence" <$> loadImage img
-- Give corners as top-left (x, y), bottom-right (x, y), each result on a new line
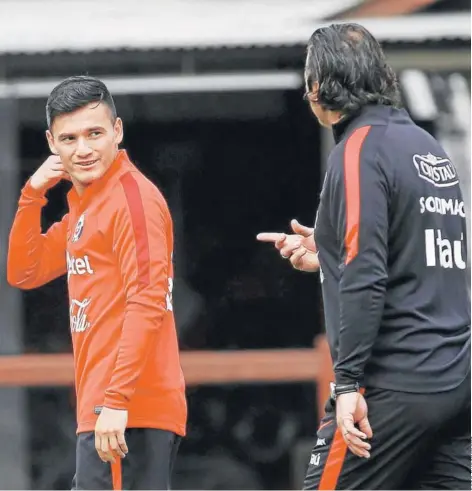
top-left (0, 335), bottom-right (333, 419)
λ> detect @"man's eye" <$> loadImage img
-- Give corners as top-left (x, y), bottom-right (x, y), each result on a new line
top-left (62, 136), bottom-right (74, 142)
top-left (90, 131), bottom-right (102, 137)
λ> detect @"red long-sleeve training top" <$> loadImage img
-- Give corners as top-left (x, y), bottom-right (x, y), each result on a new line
top-left (8, 150), bottom-right (187, 435)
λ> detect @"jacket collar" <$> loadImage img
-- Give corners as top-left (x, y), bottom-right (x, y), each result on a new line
top-left (67, 149), bottom-right (133, 210)
top-left (331, 104), bottom-right (409, 144)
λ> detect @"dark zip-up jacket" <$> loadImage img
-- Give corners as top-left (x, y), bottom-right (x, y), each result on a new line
top-left (314, 104), bottom-right (470, 393)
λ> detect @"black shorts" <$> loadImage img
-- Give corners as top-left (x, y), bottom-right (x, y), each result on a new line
top-left (304, 371), bottom-right (471, 490)
top-left (71, 428), bottom-right (181, 490)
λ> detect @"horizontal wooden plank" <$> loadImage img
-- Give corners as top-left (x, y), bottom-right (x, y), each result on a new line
top-left (0, 337), bottom-right (333, 420)
top-left (0, 348), bottom-right (330, 386)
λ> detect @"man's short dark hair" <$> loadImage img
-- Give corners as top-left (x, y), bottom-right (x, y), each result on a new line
top-left (46, 75), bottom-right (117, 128)
top-left (305, 23), bottom-right (401, 114)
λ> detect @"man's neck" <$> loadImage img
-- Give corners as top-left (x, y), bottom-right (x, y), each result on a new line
top-left (326, 110), bottom-right (343, 127)
top-left (72, 179), bottom-right (86, 196)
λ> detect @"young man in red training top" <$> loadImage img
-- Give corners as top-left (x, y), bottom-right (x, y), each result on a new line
top-left (7, 75), bottom-right (187, 490)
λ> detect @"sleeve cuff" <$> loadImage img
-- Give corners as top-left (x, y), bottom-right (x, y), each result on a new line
top-left (20, 179), bottom-right (48, 205)
top-left (103, 391), bottom-right (129, 411)
top-left (335, 371), bottom-right (361, 386)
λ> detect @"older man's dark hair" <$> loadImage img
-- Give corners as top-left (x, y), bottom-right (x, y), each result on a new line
top-left (305, 23), bottom-right (401, 115)
top-left (46, 75), bottom-right (117, 129)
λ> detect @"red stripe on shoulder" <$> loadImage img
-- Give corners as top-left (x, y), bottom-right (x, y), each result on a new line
top-left (343, 125), bottom-right (371, 265)
top-left (120, 173), bottom-right (150, 289)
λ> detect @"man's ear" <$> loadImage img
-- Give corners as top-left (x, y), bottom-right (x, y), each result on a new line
top-left (114, 117), bottom-right (124, 145)
top-left (310, 81), bottom-right (320, 102)
top-left (46, 130), bottom-right (58, 155)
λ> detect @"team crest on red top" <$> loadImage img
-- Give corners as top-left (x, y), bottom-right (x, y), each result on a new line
top-left (72, 213), bottom-right (85, 243)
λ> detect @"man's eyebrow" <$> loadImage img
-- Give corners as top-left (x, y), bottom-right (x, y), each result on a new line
top-left (58, 126), bottom-right (106, 139)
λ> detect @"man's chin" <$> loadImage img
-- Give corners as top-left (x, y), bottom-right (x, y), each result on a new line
top-left (72, 171), bottom-right (101, 187)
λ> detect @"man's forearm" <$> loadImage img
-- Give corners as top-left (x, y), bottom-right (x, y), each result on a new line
top-left (103, 305), bottom-right (165, 409)
top-left (334, 281), bottom-right (386, 386)
top-left (8, 181), bottom-right (51, 288)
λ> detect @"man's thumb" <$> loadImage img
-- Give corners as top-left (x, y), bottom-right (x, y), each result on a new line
top-left (358, 416), bottom-right (373, 439)
top-left (291, 219), bottom-right (314, 238)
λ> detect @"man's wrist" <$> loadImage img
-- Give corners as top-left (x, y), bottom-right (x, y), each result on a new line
top-left (332, 369), bottom-right (363, 398)
top-left (21, 179), bottom-right (48, 203)
top-left (330, 381), bottom-right (360, 400)
top-left (103, 391), bottom-right (129, 411)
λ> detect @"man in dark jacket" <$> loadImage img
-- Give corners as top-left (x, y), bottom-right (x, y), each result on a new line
top-left (258, 23), bottom-right (470, 490)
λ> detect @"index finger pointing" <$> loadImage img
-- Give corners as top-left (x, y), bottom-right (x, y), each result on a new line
top-left (256, 232), bottom-right (284, 243)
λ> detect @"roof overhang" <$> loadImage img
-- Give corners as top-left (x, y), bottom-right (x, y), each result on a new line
top-left (0, 0), bottom-right (468, 56)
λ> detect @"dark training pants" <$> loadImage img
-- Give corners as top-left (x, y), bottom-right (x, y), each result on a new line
top-left (71, 428), bottom-right (181, 490)
top-left (304, 371), bottom-right (471, 490)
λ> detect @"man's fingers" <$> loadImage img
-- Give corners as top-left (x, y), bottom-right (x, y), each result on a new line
top-left (290, 247), bottom-right (307, 269)
top-left (95, 431), bottom-right (126, 461)
top-left (340, 418), bottom-right (371, 459)
top-left (256, 232), bottom-right (283, 243)
top-left (49, 162), bottom-right (66, 171)
top-left (342, 417), bottom-right (367, 440)
top-left (49, 168), bottom-right (68, 181)
top-left (279, 240), bottom-right (302, 258)
top-left (274, 234), bottom-right (287, 250)
top-left (341, 428), bottom-right (371, 459)
top-left (346, 439), bottom-right (371, 459)
top-left (344, 432), bottom-right (371, 451)
top-left (51, 170), bottom-right (70, 182)
top-left (291, 219), bottom-right (314, 238)
top-left (95, 433), bottom-right (108, 463)
top-left (358, 416), bottom-right (373, 439)
top-left (95, 432), bottom-right (101, 454)
top-left (108, 434), bottom-right (125, 459)
top-left (46, 157), bottom-right (63, 166)
top-left (117, 432), bottom-right (129, 456)
top-left (100, 434), bottom-right (115, 463)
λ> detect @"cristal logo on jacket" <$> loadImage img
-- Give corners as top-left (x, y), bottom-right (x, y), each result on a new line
top-left (413, 153), bottom-right (459, 188)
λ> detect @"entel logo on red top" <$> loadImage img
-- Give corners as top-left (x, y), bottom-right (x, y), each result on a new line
top-left (67, 251), bottom-right (94, 280)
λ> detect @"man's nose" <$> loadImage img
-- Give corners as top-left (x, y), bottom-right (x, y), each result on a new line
top-left (75, 138), bottom-right (93, 157)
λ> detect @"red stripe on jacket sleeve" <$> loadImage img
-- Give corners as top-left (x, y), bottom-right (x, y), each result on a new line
top-left (343, 125), bottom-right (371, 265)
top-left (119, 173), bottom-right (150, 289)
